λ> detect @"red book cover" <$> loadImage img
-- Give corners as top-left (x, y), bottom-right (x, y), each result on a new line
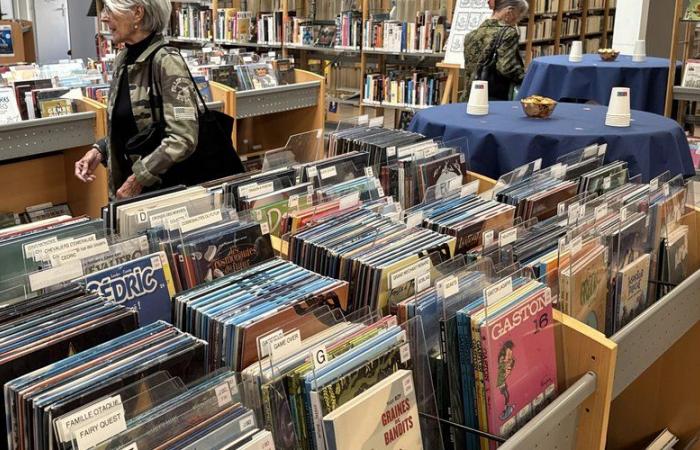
top-left (480, 285), bottom-right (557, 442)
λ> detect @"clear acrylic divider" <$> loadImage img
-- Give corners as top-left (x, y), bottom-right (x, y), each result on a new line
top-left (61, 372), bottom-right (185, 449)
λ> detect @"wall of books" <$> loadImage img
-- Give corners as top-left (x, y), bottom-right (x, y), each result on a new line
top-left (0, 108), bottom-right (699, 449)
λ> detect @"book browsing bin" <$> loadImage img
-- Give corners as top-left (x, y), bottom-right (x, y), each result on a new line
top-left (0, 98), bottom-right (107, 218)
top-left (209, 69), bottom-right (325, 159)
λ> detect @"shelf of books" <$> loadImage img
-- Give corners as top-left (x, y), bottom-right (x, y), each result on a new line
top-left (520, 0), bottom-right (616, 64)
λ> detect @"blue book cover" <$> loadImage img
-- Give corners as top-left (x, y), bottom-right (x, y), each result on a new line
top-left (83, 253), bottom-right (174, 326)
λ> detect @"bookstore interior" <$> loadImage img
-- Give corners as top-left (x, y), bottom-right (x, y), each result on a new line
top-left (1, 0), bottom-right (700, 449)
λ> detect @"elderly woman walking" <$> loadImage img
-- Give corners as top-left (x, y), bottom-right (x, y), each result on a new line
top-left (75, 0), bottom-right (200, 199)
top-left (462, 0), bottom-right (529, 101)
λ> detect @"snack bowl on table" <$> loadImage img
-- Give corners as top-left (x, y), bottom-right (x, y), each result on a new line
top-left (520, 95), bottom-right (557, 119)
top-left (598, 48), bottom-right (620, 61)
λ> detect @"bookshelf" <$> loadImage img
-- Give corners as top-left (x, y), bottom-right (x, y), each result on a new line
top-left (520, 0), bottom-right (616, 65)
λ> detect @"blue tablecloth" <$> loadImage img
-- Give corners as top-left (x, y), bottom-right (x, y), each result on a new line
top-left (408, 101), bottom-right (694, 182)
top-left (517, 54), bottom-right (679, 115)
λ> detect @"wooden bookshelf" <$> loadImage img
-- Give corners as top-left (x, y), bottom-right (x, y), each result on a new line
top-left (520, 0), bottom-right (616, 65)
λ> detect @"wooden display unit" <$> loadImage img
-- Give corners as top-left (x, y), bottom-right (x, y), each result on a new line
top-left (0, 20), bottom-right (35, 65)
top-left (0, 98), bottom-right (108, 218)
top-left (209, 68), bottom-right (325, 159)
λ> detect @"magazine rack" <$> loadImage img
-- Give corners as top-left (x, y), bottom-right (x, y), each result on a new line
top-left (209, 69), bottom-right (325, 158)
top-left (0, 97), bottom-right (107, 217)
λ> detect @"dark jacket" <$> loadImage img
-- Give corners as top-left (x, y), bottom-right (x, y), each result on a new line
top-left (462, 19), bottom-right (525, 101)
top-left (95, 34), bottom-right (199, 197)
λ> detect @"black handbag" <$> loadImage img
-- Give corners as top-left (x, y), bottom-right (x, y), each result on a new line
top-left (474, 27), bottom-right (512, 101)
top-left (125, 44), bottom-right (245, 188)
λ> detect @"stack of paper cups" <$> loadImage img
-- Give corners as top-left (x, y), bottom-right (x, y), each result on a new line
top-left (632, 40), bottom-right (646, 62)
top-left (569, 41), bottom-right (583, 62)
top-left (467, 80), bottom-right (489, 116)
top-left (606, 87), bottom-right (631, 127)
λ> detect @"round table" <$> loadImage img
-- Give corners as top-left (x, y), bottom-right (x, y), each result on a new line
top-left (408, 101), bottom-right (694, 182)
top-left (517, 54), bottom-right (680, 115)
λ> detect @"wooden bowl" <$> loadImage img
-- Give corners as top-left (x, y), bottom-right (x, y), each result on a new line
top-left (520, 96), bottom-right (557, 119)
top-left (598, 49), bottom-right (620, 61)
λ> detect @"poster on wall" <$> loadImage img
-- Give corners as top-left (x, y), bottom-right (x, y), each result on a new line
top-left (443, 0), bottom-right (492, 68)
top-left (0, 24), bottom-right (14, 57)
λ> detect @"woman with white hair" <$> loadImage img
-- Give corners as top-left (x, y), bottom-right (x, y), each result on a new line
top-left (74, 0), bottom-right (201, 199)
top-left (462, 0), bottom-right (529, 101)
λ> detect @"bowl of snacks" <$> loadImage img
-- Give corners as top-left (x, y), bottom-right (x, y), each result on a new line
top-left (520, 95), bottom-right (557, 119)
top-left (598, 48), bottom-right (620, 61)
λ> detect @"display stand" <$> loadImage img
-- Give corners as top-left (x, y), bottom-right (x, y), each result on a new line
top-left (0, 20), bottom-right (35, 65)
top-left (606, 205), bottom-right (700, 449)
top-left (0, 98), bottom-right (107, 218)
top-left (209, 69), bottom-right (324, 159)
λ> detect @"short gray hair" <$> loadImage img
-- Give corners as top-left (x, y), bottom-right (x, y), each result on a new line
top-left (103, 0), bottom-right (172, 33)
top-left (494, 0), bottom-right (529, 15)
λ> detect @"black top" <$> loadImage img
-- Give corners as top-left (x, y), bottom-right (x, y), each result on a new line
top-left (112, 32), bottom-right (156, 178)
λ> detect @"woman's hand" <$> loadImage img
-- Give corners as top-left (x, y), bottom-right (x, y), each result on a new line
top-left (116, 175), bottom-right (143, 199)
top-left (74, 148), bottom-right (103, 182)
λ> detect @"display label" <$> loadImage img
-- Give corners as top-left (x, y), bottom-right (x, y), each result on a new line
top-left (400, 343), bottom-right (411, 363)
top-left (288, 195), bottom-right (299, 208)
top-left (594, 204), bottom-right (608, 221)
top-left (319, 166), bottom-right (337, 180)
top-left (39, 235), bottom-right (97, 262)
top-left (357, 114), bottom-right (369, 125)
top-left (436, 275), bottom-right (459, 299)
top-left (240, 415), bottom-right (255, 432)
top-left (386, 146), bottom-right (397, 158)
top-left (339, 192), bottom-right (360, 210)
top-left (484, 276), bottom-right (513, 306)
top-left (483, 230), bottom-right (495, 247)
top-left (149, 207), bottom-right (189, 228)
top-left (56, 396), bottom-right (123, 443)
top-left (51, 239), bottom-right (110, 266)
top-left (390, 258), bottom-right (431, 289)
top-left (215, 383), bottom-right (233, 407)
top-left (23, 236), bottom-right (58, 260)
top-left (72, 403), bottom-right (127, 450)
top-left (28, 260), bottom-right (84, 291)
top-left (364, 166), bottom-right (374, 178)
top-left (309, 344), bottom-right (329, 369)
top-left (499, 227), bottom-right (518, 247)
top-left (571, 236), bottom-right (582, 254)
top-left (405, 211), bottom-right (423, 228)
top-left (258, 330), bottom-right (284, 357)
top-left (602, 176), bottom-right (611, 190)
top-left (415, 272), bottom-right (431, 293)
top-left (269, 329), bottom-right (302, 361)
top-left (179, 210), bottom-right (223, 234)
top-left (402, 376), bottom-right (414, 396)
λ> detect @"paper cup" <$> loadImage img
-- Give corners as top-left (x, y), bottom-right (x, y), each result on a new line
top-left (632, 39), bottom-right (646, 62)
top-left (467, 80), bottom-right (489, 115)
top-left (569, 41), bottom-right (583, 62)
top-left (608, 87), bottom-right (631, 115)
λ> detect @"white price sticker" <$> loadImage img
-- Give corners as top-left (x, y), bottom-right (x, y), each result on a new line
top-left (377, 186), bottom-right (385, 197)
top-left (364, 166), bottom-right (374, 178)
top-left (663, 183), bottom-right (670, 197)
top-left (557, 202), bottom-right (566, 217)
top-left (260, 222), bottom-right (270, 235)
top-left (533, 159), bottom-right (542, 171)
top-left (215, 383), bottom-right (233, 407)
top-left (650, 178), bottom-right (659, 190)
top-left (602, 176), bottom-right (611, 190)
top-left (306, 166), bottom-right (318, 178)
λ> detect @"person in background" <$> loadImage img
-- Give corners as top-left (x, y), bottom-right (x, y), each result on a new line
top-left (462, 0), bottom-right (529, 101)
top-left (75, 0), bottom-right (199, 199)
